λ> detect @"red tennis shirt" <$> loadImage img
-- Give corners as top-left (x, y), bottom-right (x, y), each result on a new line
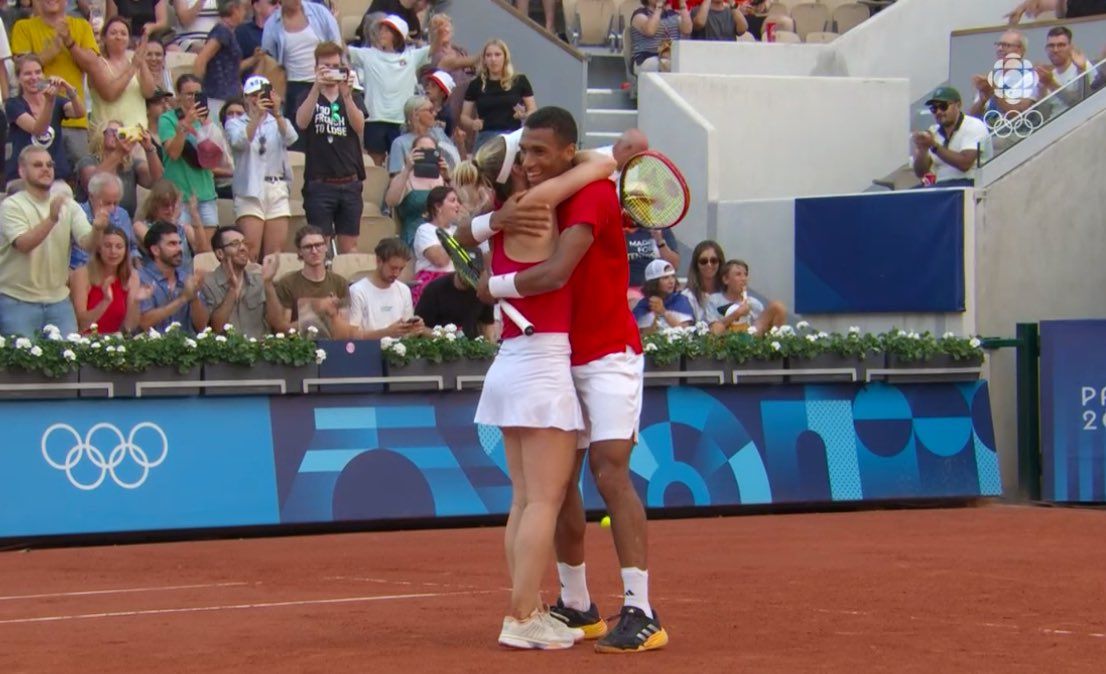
top-left (491, 233), bottom-right (572, 339)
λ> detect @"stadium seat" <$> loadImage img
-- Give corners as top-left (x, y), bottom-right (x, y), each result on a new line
top-left (737, 30), bottom-right (756, 42)
top-left (331, 252), bottom-right (376, 283)
top-left (575, 0), bottom-right (618, 47)
top-left (270, 252), bottom-right (304, 281)
top-left (616, 0), bottom-right (638, 31)
top-left (790, 3), bottom-right (830, 39)
top-left (193, 251), bottom-right (219, 275)
top-left (332, 0), bottom-right (370, 23)
top-left (357, 215), bottom-right (398, 255)
top-left (805, 31), bottom-right (839, 43)
top-left (622, 25), bottom-right (637, 100)
top-left (216, 198), bottom-right (236, 226)
top-left (772, 30), bottom-right (802, 43)
top-left (832, 3), bottom-right (869, 33)
top-left (362, 165), bottom-right (390, 208)
top-left (767, 2), bottom-right (791, 19)
top-left (340, 15), bottom-right (361, 44)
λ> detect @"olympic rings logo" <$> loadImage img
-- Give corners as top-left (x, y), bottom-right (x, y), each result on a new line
top-left (984, 108), bottom-right (1046, 139)
top-left (987, 56), bottom-right (1039, 104)
top-left (41, 423), bottom-right (169, 490)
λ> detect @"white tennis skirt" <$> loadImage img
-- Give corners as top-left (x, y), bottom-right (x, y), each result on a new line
top-left (475, 333), bottom-right (584, 431)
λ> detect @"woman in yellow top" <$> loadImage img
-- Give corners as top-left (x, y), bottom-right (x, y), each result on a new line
top-left (88, 17), bottom-right (157, 131)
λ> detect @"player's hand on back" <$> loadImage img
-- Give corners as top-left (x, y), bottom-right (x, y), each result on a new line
top-left (492, 192), bottom-right (554, 237)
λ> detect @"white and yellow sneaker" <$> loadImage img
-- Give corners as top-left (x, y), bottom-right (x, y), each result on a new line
top-left (498, 609), bottom-right (579, 650)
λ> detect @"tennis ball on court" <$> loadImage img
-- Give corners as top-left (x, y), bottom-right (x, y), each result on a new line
top-left (600, 515), bottom-right (611, 528)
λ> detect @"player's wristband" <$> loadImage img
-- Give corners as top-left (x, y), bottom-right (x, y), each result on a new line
top-left (489, 272), bottom-right (522, 300)
top-left (471, 212), bottom-right (495, 244)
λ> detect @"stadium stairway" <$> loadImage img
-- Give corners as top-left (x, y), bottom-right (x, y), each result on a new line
top-left (581, 45), bottom-right (638, 149)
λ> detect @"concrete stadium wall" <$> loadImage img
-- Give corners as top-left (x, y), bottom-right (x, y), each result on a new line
top-left (974, 107), bottom-right (1106, 496)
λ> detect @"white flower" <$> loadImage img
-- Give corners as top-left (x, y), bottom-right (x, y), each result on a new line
top-left (45, 331), bottom-right (62, 341)
top-left (474, 336), bottom-right (485, 342)
top-left (779, 325), bottom-right (794, 335)
top-left (908, 331), bottom-right (920, 339)
top-left (315, 348), bottom-right (327, 364)
top-left (445, 332), bottom-right (457, 341)
top-left (288, 327), bottom-right (297, 334)
top-left (817, 331), bottom-right (829, 339)
top-left (215, 335), bottom-right (227, 343)
top-left (393, 342), bottom-right (407, 357)
top-left (747, 326), bottom-right (758, 336)
top-left (970, 338), bottom-right (981, 348)
top-left (106, 345), bottom-right (116, 353)
top-left (307, 326), bottom-right (319, 336)
top-left (15, 337), bottom-right (31, 350)
top-left (79, 337), bottom-right (90, 346)
top-left (768, 326), bottom-right (781, 336)
top-left (147, 328), bottom-right (161, 339)
top-left (66, 333), bottom-right (82, 343)
top-left (771, 341), bottom-right (781, 351)
top-left (943, 331), bottom-right (955, 339)
top-left (848, 326), bottom-right (861, 334)
top-left (249, 337), bottom-right (258, 343)
top-left (796, 320), bottom-right (810, 330)
top-left (196, 332), bottom-right (208, 340)
top-left (43, 323), bottom-right (60, 335)
top-left (184, 338), bottom-right (198, 349)
top-left (29, 345), bottom-right (43, 357)
top-left (644, 342), bottom-right (658, 352)
top-left (167, 321), bottom-right (181, 331)
top-left (0, 336), bottom-right (6, 348)
top-left (381, 336), bottom-right (396, 349)
top-left (432, 326), bottom-right (445, 338)
top-left (89, 322), bottom-right (99, 333)
top-left (116, 345), bottom-right (126, 354)
top-left (806, 334), bottom-right (818, 342)
top-left (62, 349), bottom-right (76, 361)
top-left (275, 332), bottom-right (285, 339)
top-left (223, 323), bottom-right (234, 333)
top-left (444, 323), bottom-right (458, 334)
top-left (90, 341), bottom-right (103, 350)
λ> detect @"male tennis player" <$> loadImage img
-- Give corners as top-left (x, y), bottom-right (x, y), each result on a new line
top-left (475, 107), bottom-right (667, 654)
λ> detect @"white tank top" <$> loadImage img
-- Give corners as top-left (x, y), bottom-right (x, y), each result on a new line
top-left (284, 25), bottom-right (321, 83)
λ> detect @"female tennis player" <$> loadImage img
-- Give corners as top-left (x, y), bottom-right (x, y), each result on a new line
top-left (452, 129), bottom-right (615, 650)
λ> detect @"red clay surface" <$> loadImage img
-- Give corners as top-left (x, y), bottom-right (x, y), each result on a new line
top-left (2, 504), bottom-right (1104, 673)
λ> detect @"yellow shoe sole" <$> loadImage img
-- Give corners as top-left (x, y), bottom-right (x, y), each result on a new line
top-left (579, 619), bottom-right (609, 640)
top-left (594, 627), bottom-right (669, 653)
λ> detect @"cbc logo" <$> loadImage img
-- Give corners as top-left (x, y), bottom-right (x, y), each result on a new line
top-left (41, 422), bottom-right (168, 490)
top-left (988, 56), bottom-right (1039, 104)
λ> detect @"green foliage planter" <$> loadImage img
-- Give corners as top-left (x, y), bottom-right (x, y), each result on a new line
top-left (381, 326), bottom-right (497, 392)
top-left (78, 365), bottom-right (202, 398)
top-left (0, 368), bottom-right (79, 400)
top-left (877, 329), bottom-right (985, 383)
top-left (202, 362), bottom-right (320, 396)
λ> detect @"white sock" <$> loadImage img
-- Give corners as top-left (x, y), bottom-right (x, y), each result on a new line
top-left (556, 562), bottom-right (591, 611)
top-left (620, 567), bottom-right (652, 618)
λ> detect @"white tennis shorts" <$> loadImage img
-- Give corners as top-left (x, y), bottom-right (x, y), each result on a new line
top-left (571, 348), bottom-right (644, 449)
top-left (475, 333), bottom-right (584, 431)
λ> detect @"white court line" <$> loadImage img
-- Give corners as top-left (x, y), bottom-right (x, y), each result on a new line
top-left (0, 582), bottom-right (250, 602)
top-left (0, 589), bottom-right (493, 626)
top-left (324, 575), bottom-right (485, 590)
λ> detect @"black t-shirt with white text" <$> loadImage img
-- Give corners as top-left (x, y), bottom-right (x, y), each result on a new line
top-left (415, 274), bottom-right (494, 339)
top-left (463, 75), bottom-right (534, 133)
top-left (303, 93), bottom-right (366, 182)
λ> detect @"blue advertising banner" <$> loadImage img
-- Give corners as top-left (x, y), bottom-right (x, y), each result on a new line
top-left (1040, 320), bottom-right (1106, 502)
top-left (794, 190), bottom-right (965, 313)
top-left (0, 397), bottom-right (280, 537)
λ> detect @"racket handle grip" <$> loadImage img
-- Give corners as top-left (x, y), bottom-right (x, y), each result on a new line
top-left (500, 300), bottom-right (535, 336)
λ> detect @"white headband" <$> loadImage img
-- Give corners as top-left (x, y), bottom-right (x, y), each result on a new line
top-left (496, 129), bottom-right (524, 185)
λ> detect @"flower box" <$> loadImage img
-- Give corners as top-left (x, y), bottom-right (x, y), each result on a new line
top-left (202, 362), bottom-right (319, 396)
top-left (643, 356), bottom-right (682, 388)
top-left (681, 356), bottom-right (728, 386)
top-left (0, 368), bottom-right (79, 400)
top-left (787, 353), bottom-right (862, 384)
top-left (730, 358), bottom-right (787, 385)
top-left (383, 359), bottom-right (452, 392)
top-left (80, 365), bottom-right (204, 398)
top-left (879, 353), bottom-right (985, 384)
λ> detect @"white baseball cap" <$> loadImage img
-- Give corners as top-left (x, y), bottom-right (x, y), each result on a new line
top-left (644, 259), bottom-right (676, 282)
top-left (426, 70), bottom-right (455, 96)
top-left (379, 14), bottom-right (409, 41)
top-left (243, 75), bottom-right (270, 95)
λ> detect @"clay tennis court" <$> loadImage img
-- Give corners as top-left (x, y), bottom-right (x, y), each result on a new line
top-left (2, 504), bottom-right (1103, 672)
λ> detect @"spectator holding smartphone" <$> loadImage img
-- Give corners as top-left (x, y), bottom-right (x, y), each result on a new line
top-left (294, 42), bottom-right (365, 255)
top-left (461, 38), bottom-right (536, 151)
top-left (6, 55), bottom-right (83, 185)
top-left (631, 0), bottom-right (692, 74)
top-left (692, 0), bottom-right (749, 41)
top-left (158, 74), bottom-right (220, 247)
top-left (387, 94), bottom-right (459, 176)
top-left (226, 75), bottom-right (298, 261)
top-left (384, 134), bottom-right (447, 246)
top-left (347, 237), bottom-right (427, 338)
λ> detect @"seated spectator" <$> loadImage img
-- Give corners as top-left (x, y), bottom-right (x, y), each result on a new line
top-left (0, 146), bottom-right (104, 337)
top-left (272, 225), bottom-right (351, 336)
top-left (708, 259), bottom-right (786, 335)
top-left (72, 172), bottom-right (138, 268)
top-left (680, 239), bottom-right (725, 323)
top-left (633, 259), bottom-right (694, 333)
top-left (411, 185), bottom-right (459, 304)
top-left (912, 86), bottom-right (989, 187)
top-left (1036, 26), bottom-right (1092, 115)
top-left (87, 17), bottom-right (156, 132)
top-left (159, 74), bottom-right (220, 245)
top-left (347, 237), bottom-right (427, 338)
top-left (134, 178), bottom-right (204, 268)
top-left (195, 225), bottom-right (283, 335)
top-left (294, 41), bottom-right (366, 254)
top-left (68, 224), bottom-right (144, 333)
top-left (461, 38), bottom-right (536, 151)
top-left (388, 95), bottom-right (460, 175)
top-left (630, 0), bottom-right (692, 74)
top-left (385, 133), bottom-right (448, 246)
top-left (173, 0), bottom-right (222, 52)
top-left (348, 14), bottom-right (431, 166)
top-left (739, 0), bottom-right (772, 40)
top-left (6, 55), bottom-right (84, 186)
top-left (354, 0), bottom-right (428, 46)
top-left (692, 0), bottom-right (749, 41)
top-left (225, 76), bottom-right (297, 261)
top-left (76, 119), bottom-right (163, 220)
top-left (107, 0), bottom-right (171, 42)
top-left (415, 271), bottom-right (495, 341)
top-left (138, 220), bottom-right (201, 332)
top-left (143, 39), bottom-right (174, 95)
top-left (427, 13), bottom-right (477, 137)
top-left (968, 31), bottom-right (1039, 131)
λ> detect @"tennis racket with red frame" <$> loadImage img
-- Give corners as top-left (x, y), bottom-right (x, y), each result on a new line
top-left (619, 150), bottom-right (690, 230)
top-left (436, 227), bottom-right (535, 336)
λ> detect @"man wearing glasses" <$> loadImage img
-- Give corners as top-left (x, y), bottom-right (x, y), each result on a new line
top-left (912, 86), bottom-right (989, 188)
top-left (271, 225), bottom-right (352, 337)
top-left (968, 30), bottom-right (1039, 124)
top-left (195, 225), bottom-right (284, 335)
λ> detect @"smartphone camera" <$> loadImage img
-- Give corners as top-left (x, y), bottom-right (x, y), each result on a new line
top-left (412, 148), bottom-right (441, 178)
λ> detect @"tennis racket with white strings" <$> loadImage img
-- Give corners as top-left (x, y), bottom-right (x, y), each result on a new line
top-left (436, 227), bottom-right (535, 336)
top-left (619, 151), bottom-right (690, 229)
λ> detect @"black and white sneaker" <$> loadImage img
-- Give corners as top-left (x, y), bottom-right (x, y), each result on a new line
top-left (549, 598), bottom-right (608, 639)
top-left (594, 606), bottom-right (669, 653)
